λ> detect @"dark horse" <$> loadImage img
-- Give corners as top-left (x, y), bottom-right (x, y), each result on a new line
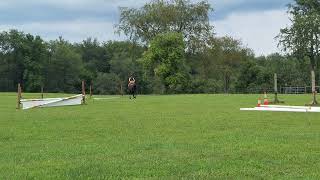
top-left (128, 82), bottom-right (137, 99)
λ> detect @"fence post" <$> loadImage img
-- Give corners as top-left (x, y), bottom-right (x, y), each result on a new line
top-left (41, 86), bottom-right (44, 99)
top-left (309, 70), bottom-right (318, 105)
top-left (272, 73), bottom-right (284, 104)
top-left (89, 83), bottom-right (92, 99)
top-left (17, 83), bottom-right (21, 109)
top-left (82, 80), bottom-right (86, 104)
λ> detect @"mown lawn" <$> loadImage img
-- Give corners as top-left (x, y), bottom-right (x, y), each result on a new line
top-left (0, 93), bottom-right (319, 179)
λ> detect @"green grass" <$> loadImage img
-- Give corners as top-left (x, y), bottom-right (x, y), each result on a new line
top-left (0, 93), bottom-right (320, 179)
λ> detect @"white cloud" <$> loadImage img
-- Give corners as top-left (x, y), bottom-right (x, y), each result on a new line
top-left (0, 19), bottom-right (125, 42)
top-left (214, 9), bottom-right (291, 56)
top-left (0, 1), bottom-right (292, 55)
top-left (0, 0), bottom-right (148, 11)
top-left (35, 0), bottom-right (148, 11)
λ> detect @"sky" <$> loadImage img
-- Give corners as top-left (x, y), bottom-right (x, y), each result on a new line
top-left (0, 0), bottom-right (293, 56)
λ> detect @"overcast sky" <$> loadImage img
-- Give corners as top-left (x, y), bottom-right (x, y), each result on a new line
top-left (0, 0), bottom-right (293, 56)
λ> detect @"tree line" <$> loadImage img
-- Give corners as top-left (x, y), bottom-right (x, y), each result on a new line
top-left (0, 0), bottom-right (319, 95)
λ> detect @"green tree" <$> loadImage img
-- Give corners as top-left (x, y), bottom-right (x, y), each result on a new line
top-left (47, 38), bottom-right (83, 93)
top-left (278, 0), bottom-right (320, 104)
top-left (258, 54), bottom-right (309, 87)
top-left (104, 41), bottom-right (146, 94)
top-left (23, 34), bottom-right (48, 92)
top-left (117, 0), bottom-right (214, 53)
top-left (207, 37), bottom-right (253, 93)
top-left (95, 73), bottom-right (121, 95)
top-left (75, 38), bottom-right (110, 83)
top-left (0, 30), bottom-right (48, 92)
top-left (0, 30), bottom-right (27, 90)
top-left (142, 32), bottom-right (189, 93)
top-left (235, 60), bottom-right (261, 92)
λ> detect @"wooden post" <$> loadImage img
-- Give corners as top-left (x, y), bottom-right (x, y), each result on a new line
top-left (19, 84), bottom-right (22, 99)
top-left (82, 80), bottom-right (86, 104)
top-left (17, 83), bottom-right (21, 109)
top-left (274, 73), bottom-right (279, 103)
top-left (41, 86), bottom-right (44, 99)
top-left (272, 73), bottom-right (284, 104)
top-left (89, 83), bottom-right (92, 99)
top-left (274, 73), bottom-right (278, 93)
top-left (310, 70), bottom-right (318, 106)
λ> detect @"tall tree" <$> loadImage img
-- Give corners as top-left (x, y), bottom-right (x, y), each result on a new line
top-left (47, 38), bottom-right (83, 93)
top-left (104, 41), bottom-right (146, 94)
top-left (235, 60), bottom-right (261, 93)
top-left (209, 37), bottom-right (253, 93)
top-left (0, 30), bottom-right (48, 91)
top-left (23, 34), bottom-right (48, 92)
top-left (116, 0), bottom-right (214, 53)
top-left (75, 38), bottom-right (110, 82)
top-left (0, 30), bottom-right (26, 90)
top-left (278, 0), bottom-right (320, 105)
top-left (142, 32), bottom-right (189, 93)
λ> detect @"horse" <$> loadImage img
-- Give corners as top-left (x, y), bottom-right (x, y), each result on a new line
top-left (128, 82), bottom-right (137, 99)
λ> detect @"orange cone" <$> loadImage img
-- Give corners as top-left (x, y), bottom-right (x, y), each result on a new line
top-left (257, 98), bottom-right (261, 107)
top-left (264, 92), bottom-right (269, 105)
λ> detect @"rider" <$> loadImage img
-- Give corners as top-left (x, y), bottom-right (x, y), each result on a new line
top-left (128, 74), bottom-right (136, 86)
top-left (128, 74), bottom-right (137, 98)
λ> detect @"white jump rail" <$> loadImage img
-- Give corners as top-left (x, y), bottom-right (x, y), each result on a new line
top-left (93, 97), bottom-right (120, 100)
top-left (21, 94), bottom-right (83, 110)
top-left (240, 105), bottom-right (320, 113)
top-left (261, 105), bottom-right (320, 110)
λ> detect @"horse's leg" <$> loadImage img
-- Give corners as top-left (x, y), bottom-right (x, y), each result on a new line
top-left (133, 85), bottom-right (136, 99)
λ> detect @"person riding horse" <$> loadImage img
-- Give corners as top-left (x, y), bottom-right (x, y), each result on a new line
top-left (128, 75), bottom-right (137, 98)
top-left (128, 76), bottom-right (135, 86)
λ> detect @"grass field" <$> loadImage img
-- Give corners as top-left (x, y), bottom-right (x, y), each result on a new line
top-left (1, 93), bottom-right (320, 179)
